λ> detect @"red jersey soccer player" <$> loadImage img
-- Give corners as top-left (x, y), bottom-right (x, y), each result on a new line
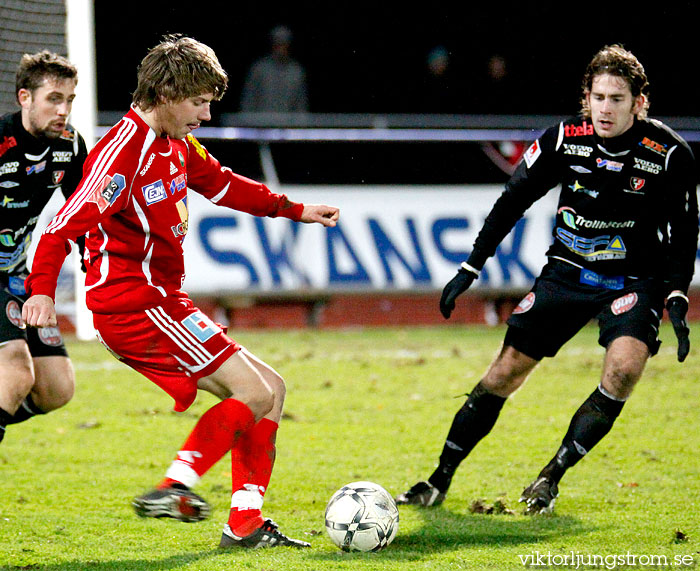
top-left (22, 35), bottom-right (339, 549)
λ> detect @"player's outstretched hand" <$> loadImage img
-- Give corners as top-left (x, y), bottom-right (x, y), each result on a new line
top-left (300, 204), bottom-right (340, 227)
top-left (21, 295), bottom-right (58, 328)
top-left (440, 267), bottom-right (478, 319)
top-left (666, 294), bottom-right (690, 362)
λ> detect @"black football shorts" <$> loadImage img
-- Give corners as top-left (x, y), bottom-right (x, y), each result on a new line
top-left (0, 287), bottom-right (68, 358)
top-left (504, 259), bottom-right (663, 360)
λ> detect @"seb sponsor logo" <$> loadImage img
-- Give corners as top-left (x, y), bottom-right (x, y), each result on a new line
top-left (611, 292), bottom-right (638, 315)
top-left (564, 121), bottom-right (594, 137)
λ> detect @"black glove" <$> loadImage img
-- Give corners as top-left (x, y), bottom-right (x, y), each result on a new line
top-left (76, 235), bottom-right (87, 273)
top-left (440, 267), bottom-right (478, 319)
top-left (666, 295), bottom-right (690, 362)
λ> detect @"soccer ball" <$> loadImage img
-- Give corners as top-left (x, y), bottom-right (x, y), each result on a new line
top-left (324, 481), bottom-right (399, 552)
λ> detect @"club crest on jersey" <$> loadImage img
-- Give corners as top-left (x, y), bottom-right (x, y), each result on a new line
top-left (142, 180), bottom-right (167, 205)
top-left (630, 177), bottom-right (645, 191)
top-left (89, 173), bottom-right (126, 213)
top-left (52, 170), bottom-right (65, 185)
top-left (181, 311), bottom-right (219, 342)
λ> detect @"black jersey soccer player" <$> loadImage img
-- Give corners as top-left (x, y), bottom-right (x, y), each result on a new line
top-left (396, 45), bottom-right (699, 514)
top-left (0, 51), bottom-right (87, 443)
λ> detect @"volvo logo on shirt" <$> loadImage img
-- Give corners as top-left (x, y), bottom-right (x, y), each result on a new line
top-left (633, 157), bottom-right (662, 174)
top-left (563, 144), bottom-right (593, 157)
top-left (142, 180), bottom-right (167, 205)
top-left (52, 151), bottom-right (72, 163)
top-left (0, 161), bottom-right (19, 176)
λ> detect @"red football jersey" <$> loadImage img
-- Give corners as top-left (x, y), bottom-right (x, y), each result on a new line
top-left (26, 107), bottom-right (303, 313)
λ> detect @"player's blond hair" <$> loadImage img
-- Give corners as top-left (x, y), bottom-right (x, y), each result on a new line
top-left (132, 35), bottom-right (228, 111)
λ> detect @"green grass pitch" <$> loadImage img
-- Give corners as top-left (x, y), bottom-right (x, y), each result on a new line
top-left (0, 323), bottom-right (697, 570)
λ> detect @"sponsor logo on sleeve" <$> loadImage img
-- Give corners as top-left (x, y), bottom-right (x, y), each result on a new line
top-left (523, 140), bottom-right (541, 168)
top-left (186, 134), bottom-right (207, 160)
top-left (89, 173), bottom-right (126, 213)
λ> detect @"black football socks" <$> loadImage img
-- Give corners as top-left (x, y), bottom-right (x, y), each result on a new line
top-left (6, 394), bottom-right (45, 425)
top-left (428, 381), bottom-right (507, 493)
top-left (538, 386), bottom-right (625, 485)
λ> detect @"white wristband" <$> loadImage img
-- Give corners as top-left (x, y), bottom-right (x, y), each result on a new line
top-left (460, 262), bottom-right (480, 278)
top-left (667, 291), bottom-right (689, 303)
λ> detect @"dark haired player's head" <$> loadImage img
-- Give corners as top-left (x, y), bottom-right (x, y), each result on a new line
top-left (16, 51), bottom-right (78, 139)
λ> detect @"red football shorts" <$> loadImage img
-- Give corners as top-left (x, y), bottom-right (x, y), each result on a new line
top-left (92, 297), bottom-right (240, 411)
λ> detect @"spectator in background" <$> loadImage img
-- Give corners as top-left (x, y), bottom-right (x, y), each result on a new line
top-left (475, 53), bottom-right (515, 113)
top-left (240, 25), bottom-right (309, 113)
top-left (415, 45), bottom-right (462, 113)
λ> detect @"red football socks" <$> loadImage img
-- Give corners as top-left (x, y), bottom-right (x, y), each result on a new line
top-left (160, 398), bottom-right (255, 490)
top-left (227, 418), bottom-right (279, 537)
